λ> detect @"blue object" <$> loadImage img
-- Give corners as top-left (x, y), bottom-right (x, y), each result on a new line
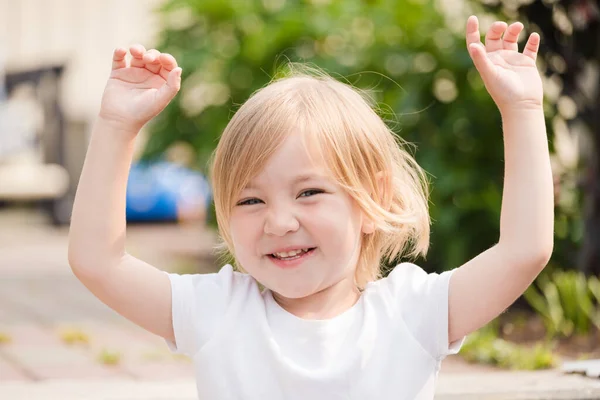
top-left (126, 160), bottom-right (212, 222)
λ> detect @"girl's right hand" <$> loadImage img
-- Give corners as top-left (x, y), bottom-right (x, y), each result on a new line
top-left (98, 44), bottom-right (182, 136)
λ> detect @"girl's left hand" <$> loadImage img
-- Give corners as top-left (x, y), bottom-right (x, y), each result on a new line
top-left (466, 16), bottom-right (543, 113)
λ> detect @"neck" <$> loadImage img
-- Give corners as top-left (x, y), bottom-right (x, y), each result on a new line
top-left (271, 277), bottom-right (361, 320)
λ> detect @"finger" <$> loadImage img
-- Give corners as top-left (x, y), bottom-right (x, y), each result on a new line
top-left (111, 47), bottom-right (127, 70)
top-left (158, 53), bottom-right (178, 80)
top-left (465, 16), bottom-right (482, 50)
top-left (158, 53), bottom-right (178, 71)
top-left (143, 49), bottom-right (162, 73)
top-left (156, 67), bottom-right (183, 106)
top-left (130, 44), bottom-right (147, 68)
top-left (468, 42), bottom-right (495, 83)
top-left (503, 22), bottom-right (524, 51)
top-left (485, 21), bottom-right (508, 52)
top-left (522, 32), bottom-right (540, 61)
top-left (143, 49), bottom-right (161, 64)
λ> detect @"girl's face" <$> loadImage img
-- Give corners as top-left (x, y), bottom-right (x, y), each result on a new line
top-left (229, 133), bottom-right (369, 300)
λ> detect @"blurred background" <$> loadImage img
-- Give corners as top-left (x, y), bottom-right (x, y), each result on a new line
top-left (0, 0), bottom-right (599, 385)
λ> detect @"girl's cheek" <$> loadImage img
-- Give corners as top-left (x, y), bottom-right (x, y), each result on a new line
top-left (243, 213), bottom-right (267, 236)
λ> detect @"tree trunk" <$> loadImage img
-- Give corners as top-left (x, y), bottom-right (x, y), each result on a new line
top-left (579, 72), bottom-right (600, 275)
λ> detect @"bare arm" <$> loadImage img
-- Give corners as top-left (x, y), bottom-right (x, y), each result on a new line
top-left (449, 108), bottom-right (553, 342)
top-left (448, 17), bottom-right (554, 342)
top-left (68, 45), bottom-right (182, 342)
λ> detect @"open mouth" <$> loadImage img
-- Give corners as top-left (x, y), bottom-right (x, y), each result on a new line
top-left (268, 247), bottom-right (317, 261)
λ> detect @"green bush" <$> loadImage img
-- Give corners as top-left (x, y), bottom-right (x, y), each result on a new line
top-left (524, 269), bottom-right (600, 338)
top-left (460, 323), bottom-right (557, 370)
top-left (144, 0), bottom-right (573, 273)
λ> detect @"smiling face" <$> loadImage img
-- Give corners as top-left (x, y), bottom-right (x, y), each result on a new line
top-left (229, 132), bottom-right (369, 299)
top-left (212, 73), bottom-right (431, 294)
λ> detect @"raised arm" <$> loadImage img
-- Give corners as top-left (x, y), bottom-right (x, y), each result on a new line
top-left (68, 45), bottom-right (182, 341)
top-left (448, 17), bottom-right (554, 342)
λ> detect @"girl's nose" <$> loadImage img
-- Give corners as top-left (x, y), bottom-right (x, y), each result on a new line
top-left (264, 206), bottom-right (300, 236)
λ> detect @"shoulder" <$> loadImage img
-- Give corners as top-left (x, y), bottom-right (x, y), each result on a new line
top-left (383, 262), bottom-right (436, 288)
top-left (165, 265), bottom-right (261, 357)
top-left (375, 262), bottom-right (456, 304)
top-left (167, 264), bottom-right (259, 303)
top-left (387, 262), bottom-right (429, 282)
top-left (373, 262), bottom-right (462, 360)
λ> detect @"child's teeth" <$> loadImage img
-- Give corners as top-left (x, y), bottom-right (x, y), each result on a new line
top-left (275, 249), bottom-right (307, 258)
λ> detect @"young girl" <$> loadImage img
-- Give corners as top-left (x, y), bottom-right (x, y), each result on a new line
top-left (68, 15), bottom-right (554, 399)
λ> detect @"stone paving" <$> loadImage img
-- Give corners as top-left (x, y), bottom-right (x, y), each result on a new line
top-left (0, 207), bottom-right (215, 384)
top-left (1, 207), bottom-right (599, 399)
top-left (2, 371), bottom-right (600, 399)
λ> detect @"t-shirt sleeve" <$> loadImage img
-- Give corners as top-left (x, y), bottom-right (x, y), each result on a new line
top-left (164, 264), bottom-right (238, 358)
top-left (386, 262), bottom-right (465, 361)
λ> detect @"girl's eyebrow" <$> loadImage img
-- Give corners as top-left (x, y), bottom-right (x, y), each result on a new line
top-left (292, 174), bottom-right (328, 184)
top-left (244, 173), bottom-right (330, 190)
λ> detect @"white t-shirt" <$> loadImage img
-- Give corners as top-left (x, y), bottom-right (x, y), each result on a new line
top-left (166, 262), bottom-right (464, 400)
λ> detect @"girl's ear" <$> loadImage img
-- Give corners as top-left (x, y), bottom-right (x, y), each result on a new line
top-left (361, 171), bottom-right (388, 235)
top-left (361, 219), bottom-right (376, 234)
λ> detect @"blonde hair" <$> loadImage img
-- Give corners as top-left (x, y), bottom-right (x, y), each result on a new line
top-left (210, 64), bottom-right (430, 289)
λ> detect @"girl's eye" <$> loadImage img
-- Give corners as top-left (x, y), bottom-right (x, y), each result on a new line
top-left (298, 189), bottom-right (324, 198)
top-left (237, 198), bottom-right (263, 206)
top-left (237, 190), bottom-right (323, 205)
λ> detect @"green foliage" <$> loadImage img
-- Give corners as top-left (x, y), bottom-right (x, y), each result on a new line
top-left (145, 0), bottom-right (570, 272)
top-left (587, 276), bottom-right (600, 328)
top-left (524, 269), bottom-right (600, 338)
top-left (460, 323), bottom-right (557, 370)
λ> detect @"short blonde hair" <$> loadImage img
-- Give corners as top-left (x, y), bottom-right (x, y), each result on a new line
top-left (210, 64), bottom-right (430, 289)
